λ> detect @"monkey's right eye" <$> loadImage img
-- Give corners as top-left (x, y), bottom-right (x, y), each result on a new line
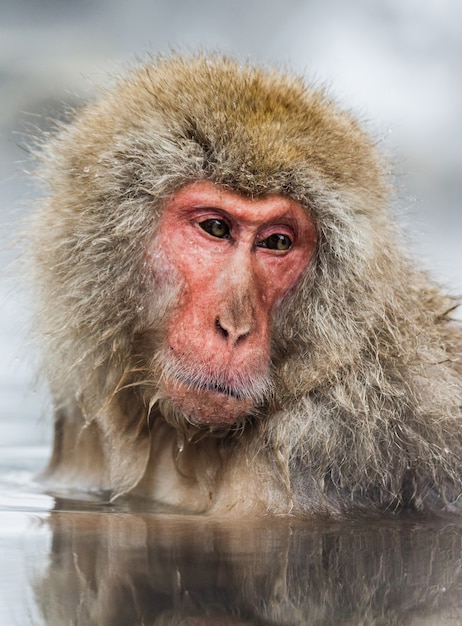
top-left (198, 219), bottom-right (231, 239)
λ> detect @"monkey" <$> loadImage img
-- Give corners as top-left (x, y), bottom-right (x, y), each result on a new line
top-left (28, 53), bottom-right (462, 516)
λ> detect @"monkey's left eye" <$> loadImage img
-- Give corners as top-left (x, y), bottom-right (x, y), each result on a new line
top-left (198, 219), bottom-right (231, 239)
top-left (257, 233), bottom-right (292, 251)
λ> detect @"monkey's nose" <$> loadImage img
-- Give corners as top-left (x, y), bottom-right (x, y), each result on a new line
top-left (215, 317), bottom-right (251, 346)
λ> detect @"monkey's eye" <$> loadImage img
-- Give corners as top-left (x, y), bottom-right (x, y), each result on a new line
top-left (198, 219), bottom-right (231, 239)
top-left (257, 233), bottom-right (292, 251)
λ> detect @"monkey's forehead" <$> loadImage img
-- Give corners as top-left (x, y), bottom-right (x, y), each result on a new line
top-left (40, 53), bottom-right (388, 213)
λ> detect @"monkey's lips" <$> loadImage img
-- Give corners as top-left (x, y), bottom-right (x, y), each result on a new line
top-left (163, 375), bottom-right (255, 426)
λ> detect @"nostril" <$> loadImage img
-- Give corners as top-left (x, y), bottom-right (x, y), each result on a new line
top-left (235, 329), bottom-right (250, 344)
top-left (216, 316), bottom-right (252, 344)
top-left (216, 317), bottom-right (229, 338)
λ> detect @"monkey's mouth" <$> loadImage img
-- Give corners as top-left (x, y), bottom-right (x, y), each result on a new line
top-left (178, 375), bottom-right (244, 400)
top-left (161, 372), bottom-right (259, 426)
top-left (158, 352), bottom-right (271, 425)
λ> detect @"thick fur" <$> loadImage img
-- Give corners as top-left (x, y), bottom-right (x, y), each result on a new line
top-left (29, 53), bottom-right (462, 515)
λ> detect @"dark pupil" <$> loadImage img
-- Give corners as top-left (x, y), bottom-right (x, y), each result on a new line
top-left (199, 219), bottom-right (230, 238)
top-left (259, 233), bottom-right (292, 251)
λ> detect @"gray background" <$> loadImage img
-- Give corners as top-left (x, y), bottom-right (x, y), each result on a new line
top-left (1, 0), bottom-right (461, 446)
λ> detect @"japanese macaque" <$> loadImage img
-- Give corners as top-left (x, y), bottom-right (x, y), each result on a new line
top-left (29, 53), bottom-right (462, 516)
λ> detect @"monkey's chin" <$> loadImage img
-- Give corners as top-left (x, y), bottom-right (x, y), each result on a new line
top-left (163, 378), bottom-right (253, 427)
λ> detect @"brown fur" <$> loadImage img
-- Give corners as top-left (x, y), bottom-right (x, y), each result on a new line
top-left (29, 53), bottom-right (462, 515)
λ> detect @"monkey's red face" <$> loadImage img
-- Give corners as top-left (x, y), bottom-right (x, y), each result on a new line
top-left (148, 181), bottom-right (316, 427)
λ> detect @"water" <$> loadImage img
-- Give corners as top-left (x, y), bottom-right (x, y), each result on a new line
top-left (1, 446), bottom-right (461, 625)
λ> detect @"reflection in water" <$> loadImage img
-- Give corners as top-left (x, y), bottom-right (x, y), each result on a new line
top-left (0, 460), bottom-right (461, 624)
top-left (32, 498), bottom-right (462, 626)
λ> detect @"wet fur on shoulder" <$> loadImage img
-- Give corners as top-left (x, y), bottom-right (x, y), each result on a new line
top-left (29, 53), bottom-right (462, 515)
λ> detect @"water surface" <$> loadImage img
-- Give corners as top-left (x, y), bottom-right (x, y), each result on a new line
top-left (1, 446), bottom-right (461, 625)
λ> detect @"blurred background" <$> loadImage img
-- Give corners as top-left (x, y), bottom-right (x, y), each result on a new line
top-left (1, 0), bottom-right (461, 447)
